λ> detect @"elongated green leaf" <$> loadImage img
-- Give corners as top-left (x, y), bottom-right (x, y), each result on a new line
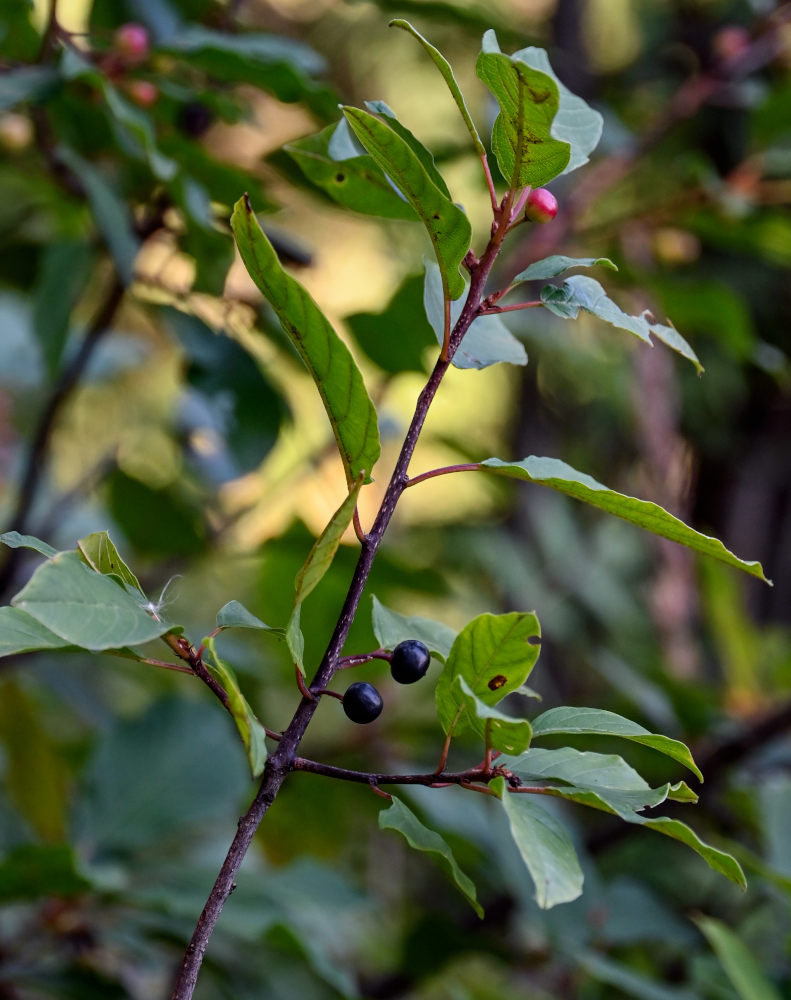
top-left (505, 746), bottom-right (655, 792)
top-left (578, 951), bottom-right (703, 1000)
top-left (424, 259), bottom-right (526, 369)
top-left (529, 705), bottom-right (703, 781)
top-left (476, 32), bottom-right (570, 188)
top-left (541, 783), bottom-right (745, 888)
top-left (456, 677), bottom-right (532, 754)
top-left (0, 532), bottom-right (58, 558)
top-left (294, 479), bottom-right (362, 605)
top-left (285, 125), bottom-right (418, 220)
top-left (217, 600), bottom-right (278, 632)
top-left (365, 100), bottom-right (451, 199)
top-left (541, 275), bottom-right (703, 373)
top-left (77, 531), bottom-right (144, 596)
top-left (371, 595), bottom-right (457, 661)
top-left (696, 917), bottom-right (782, 1000)
top-left (0, 607), bottom-right (74, 657)
top-left (379, 795), bottom-right (483, 917)
top-left (33, 240), bottom-right (95, 376)
top-left (342, 107), bottom-right (471, 300)
top-left (508, 45), bottom-right (603, 175)
top-left (204, 636), bottom-right (268, 778)
top-left (389, 20), bottom-right (486, 157)
top-left (286, 604), bottom-right (305, 676)
top-left (481, 456), bottom-right (769, 583)
top-left (0, 65), bottom-right (58, 112)
top-left (11, 551), bottom-right (169, 651)
top-left (513, 255), bottom-right (617, 283)
top-left (493, 776), bottom-right (583, 908)
top-left (231, 196), bottom-right (380, 485)
top-left (436, 611), bottom-right (541, 737)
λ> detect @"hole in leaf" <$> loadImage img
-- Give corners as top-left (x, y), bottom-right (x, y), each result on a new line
top-left (527, 636), bottom-right (541, 646)
top-left (335, 173), bottom-right (346, 183)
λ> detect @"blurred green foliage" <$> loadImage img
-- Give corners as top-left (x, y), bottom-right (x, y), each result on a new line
top-left (1, 0), bottom-right (790, 998)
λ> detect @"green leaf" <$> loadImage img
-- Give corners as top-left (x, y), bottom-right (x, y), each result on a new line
top-left (11, 551), bottom-right (170, 651)
top-left (507, 45), bottom-right (603, 175)
top-left (231, 196), bottom-right (380, 486)
top-left (286, 604), bottom-right (305, 676)
top-left (0, 531), bottom-right (58, 558)
top-left (217, 600), bottom-right (278, 632)
top-left (364, 100), bottom-right (452, 199)
top-left (371, 595), bottom-right (457, 661)
top-left (285, 125), bottom-right (419, 220)
top-left (455, 677), bottom-right (532, 754)
top-left (476, 32), bottom-right (570, 188)
top-left (480, 456), bottom-right (769, 583)
top-left (696, 916), bottom-right (782, 1000)
top-left (294, 478), bottom-right (363, 606)
top-left (203, 636), bottom-right (268, 778)
top-left (342, 106), bottom-right (471, 301)
top-left (0, 606), bottom-right (74, 657)
top-left (541, 275), bottom-right (704, 373)
top-left (424, 259), bottom-right (527, 369)
top-left (378, 795), bottom-right (483, 917)
top-left (55, 146), bottom-right (140, 286)
top-left (389, 20), bottom-right (485, 156)
top-left (33, 240), bottom-right (95, 376)
top-left (77, 531), bottom-right (144, 596)
top-left (506, 745), bottom-right (658, 793)
top-left (436, 611), bottom-right (541, 738)
top-left (512, 255), bottom-right (617, 283)
top-left (0, 844), bottom-right (92, 903)
top-left (529, 705), bottom-right (703, 781)
top-left (0, 65), bottom-right (58, 112)
top-left (492, 776), bottom-right (583, 908)
top-left (540, 784), bottom-right (745, 889)
top-left (346, 274), bottom-right (435, 374)
top-left (578, 951), bottom-right (703, 1000)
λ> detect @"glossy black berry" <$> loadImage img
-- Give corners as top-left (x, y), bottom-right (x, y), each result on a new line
top-left (390, 639), bottom-right (431, 684)
top-left (342, 681), bottom-right (383, 724)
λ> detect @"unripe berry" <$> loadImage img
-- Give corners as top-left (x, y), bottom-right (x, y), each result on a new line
top-left (524, 187), bottom-right (558, 224)
top-left (114, 23), bottom-right (150, 63)
top-left (342, 681), bottom-right (383, 724)
top-left (126, 79), bottom-right (158, 108)
top-left (390, 639), bottom-right (431, 684)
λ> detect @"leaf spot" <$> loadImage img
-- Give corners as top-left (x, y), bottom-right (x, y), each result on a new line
top-left (488, 674), bottom-right (508, 690)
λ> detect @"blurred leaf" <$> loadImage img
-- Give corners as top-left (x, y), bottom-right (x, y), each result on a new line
top-left (0, 531), bottom-right (58, 558)
top-left (379, 794), bottom-right (483, 917)
top-left (55, 146), bottom-right (140, 286)
top-left (0, 606), bottom-right (74, 657)
top-left (11, 551), bottom-right (169, 651)
top-left (232, 195), bottom-right (381, 487)
top-left (203, 636), bottom-right (268, 778)
top-left (512, 255), bottom-right (617, 283)
top-left (74, 698), bottom-right (250, 854)
top-left (33, 240), bottom-right (95, 377)
top-left (77, 531), bottom-right (144, 596)
top-left (476, 32), bottom-right (569, 188)
top-left (0, 679), bottom-right (69, 841)
top-left (481, 457), bottom-right (769, 582)
top-left (696, 916), bottom-right (782, 1000)
top-left (0, 65), bottom-right (58, 112)
top-left (541, 275), bottom-right (703, 373)
top-left (346, 274), bottom-right (434, 374)
top-left (286, 124), bottom-right (419, 220)
top-left (529, 706), bottom-right (703, 781)
top-left (493, 775), bottom-right (584, 908)
top-left (578, 950), bottom-right (702, 1000)
top-left (389, 19), bottom-right (486, 156)
top-left (436, 611), bottom-right (541, 738)
top-left (371, 594), bottom-right (457, 660)
top-left (0, 844), bottom-right (91, 902)
top-left (106, 470), bottom-right (208, 557)
top-left (343, 106), bottom-right (471, 300)
top-left (424, 259), bottom-right (527, 369)
top-left (455, 676), bottom-right (532, 754)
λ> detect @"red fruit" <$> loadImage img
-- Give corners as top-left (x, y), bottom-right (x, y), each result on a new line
top-left (114, 22), bottom-right (150, 63)
top-left (524, 188), bottom-right (558, 224)
top-left (126, 80), bottom-right (158, 108)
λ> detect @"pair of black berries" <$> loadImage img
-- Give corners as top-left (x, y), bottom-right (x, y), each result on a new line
top-left (342, 639), bottom-right (431, 724)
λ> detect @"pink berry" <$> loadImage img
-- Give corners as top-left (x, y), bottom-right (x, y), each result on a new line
top-left (524, 188), bottom-right (558, 224)
top-left (126, 79), bottom-right (159, 108)
top-left (114, 22), bottom-right (150, 63)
